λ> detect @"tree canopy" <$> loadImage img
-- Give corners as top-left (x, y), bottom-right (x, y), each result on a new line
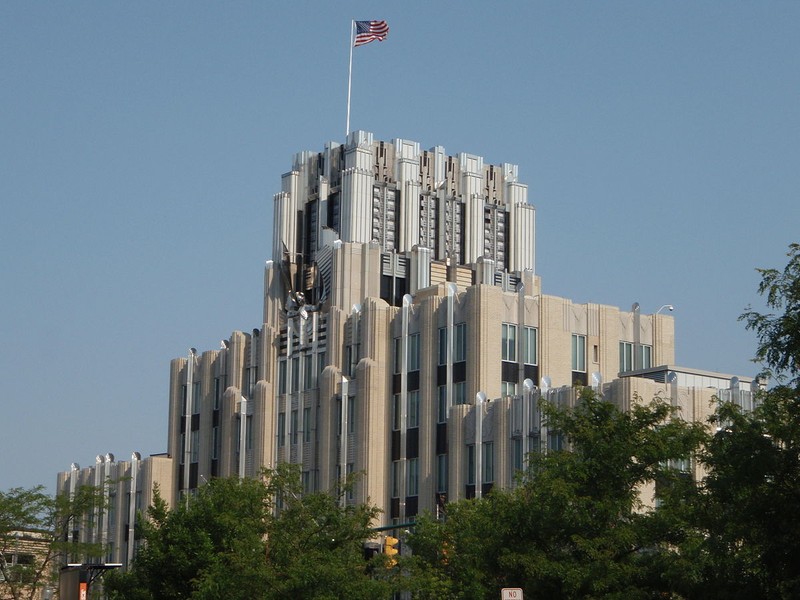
top-left (0, 484), bottom-right (104, 600)
top-left (105, 464), bottom-right (393, 600)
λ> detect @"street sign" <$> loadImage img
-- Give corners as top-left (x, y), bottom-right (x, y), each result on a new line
top-left (501, 588), bottom-right (523, 600)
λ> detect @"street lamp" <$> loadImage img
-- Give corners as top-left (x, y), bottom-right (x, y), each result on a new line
top-left (656, 304), bottom-right (674, 314)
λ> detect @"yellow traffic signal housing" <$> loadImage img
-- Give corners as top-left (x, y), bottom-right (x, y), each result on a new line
top-left (384, 535), bottom-right (399, 566)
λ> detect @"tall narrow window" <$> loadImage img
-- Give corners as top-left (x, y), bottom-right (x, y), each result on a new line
top-left (640, 344), bottom-right (652, 369)
top-left (291, 356), bottom-right (300, 392)
top-left (212, 426), bottom-right (220, 460)
top-left (436, 454), bottom-right (448, 493)
top-left (522, 327), bottom-right (537, 365)
top-left (620, 341), bottom-right (634, 372)
top-left (408, 333), bottom-right (421, 371)
top-left (190, 429), bottom-right (199, 463)
top-left (502, 323), bottom-right (517, 361)
top-left (512, 438), bottom-right (523, 472)
top-left (303, 353), bottom-right (313, 389)
top-left (278, 361), bottom-right (287, 395)
top-left (407, 457), bottom-right (419, 496)
top-left (192, 381), bottom-right (201, 414)
top-left (277, 413), bottom-right (286, 447)
top-left (408, 390), bottom-right (420, 428)
top-left (392, 394), bottom-right (401, 431)
top-left (454, 323), bottom-right (467, 362)
top-left (303, 407), bottom-right (312, 443)
top-left (348, 396), bottom-right (356, 434)
top-left (437, 386), bottom-right (448, 423)
top-left (572, 334), bottom-right (586, 372)
top-left (467, 445), bottom-right (475, 485)
top-left (391, 460), bottom-right (401, 498)
top-left (438, 327), bottom-right (447, 365)
top-left (482, 442), bottom-right (494, 483)
top-left (393, 338), bottom-right (402, 374)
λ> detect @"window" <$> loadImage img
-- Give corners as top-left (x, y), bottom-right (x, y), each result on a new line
top-left (246, 416), bottom-right (253, 450)
top-left (392, 394), bottom-right (401, 430)
top-left (278, 412), bottom-right (286, 447)
top-left (303, 407), bottom-right (312, 443)
top-left (212, 426), bottom-right (220, 460)
top-left (454, 323), bottom-right (466, 362)
top-left (467, 445), bottom-right (475, 485)
top-left (407, 457), bottom-right (419, 496)
top-left (437, 386), bottom-right (448, 423)
top-left (408, 333), bottom-right (421, 371)
top-left (278, 361), bottom-right (287, 395)
top-left (641, 345), bottom-right (652, 369)
top-left (346, 463), bottom-right (355, 500)
top-left (391, 460), bottom-right (401, 498)
top-left (548, 432), bottom-right (565, 451)
top-left (214, 375), bottom-right (226, 410)
top-left (291, 356), bottom-right (300, 392)
top-left (303, 353), bottom-right (313, 389)
top-left (620, 342), bottom-right (653, 372)
top-left (190, 429), bottom-right (199, 463)
top-left (572, 334), bottom-right (586, 372)
top-left (502, 323), bottom-right (517, 361)
top-left (501, 381), bottom-right (518, 397)
top-left (512, 438), bottom-right (523, 472)
top-left (393, 338), bottom-right (402, 374)
top-left (348, 396), bottom-right (356, 434)
top-left (437, 454), bottom-right (448, 493)
top-left (291, 410), bottom-right (298, 445)
top-left (246, 367), bottom-right (257, 396)
top-left (192, 381), bottom-right (201, 414)
top-left (408, 391), bottom-right (420, 428)
top-left (522, 326), bottom-right (537, 365)
top-left (482, 442), bottom-right (494, 483)
top-left (439, 323), bottom-right (467, 365)
top-left (454, 381), bottom-right (466, 405)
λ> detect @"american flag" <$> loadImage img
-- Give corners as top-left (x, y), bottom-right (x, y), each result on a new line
top-left (354, 20), bottom-right (389, 47)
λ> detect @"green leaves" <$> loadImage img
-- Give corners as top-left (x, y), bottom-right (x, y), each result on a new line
top-left (740, 242), bottom-right (800, 386)
top-left (106, 465), bottom-right (392, 600)
top-left (1, 483), bottom-right (106, 600)
top-left (404, 391), bottom-right (706, 599)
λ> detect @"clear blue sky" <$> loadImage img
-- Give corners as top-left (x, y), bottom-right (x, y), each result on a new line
top-left (2, 2), bottom-right (798, 493)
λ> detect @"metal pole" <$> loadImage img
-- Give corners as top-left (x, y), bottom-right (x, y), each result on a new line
top-left (345, 20), bottom-right (355, 137)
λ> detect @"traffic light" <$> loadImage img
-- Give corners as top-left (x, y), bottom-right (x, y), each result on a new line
top-left (384, 535), bottom-right (399, 567)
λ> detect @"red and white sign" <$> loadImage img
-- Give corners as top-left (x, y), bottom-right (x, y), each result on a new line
top-left (501, 589), bottom-right (523, 600)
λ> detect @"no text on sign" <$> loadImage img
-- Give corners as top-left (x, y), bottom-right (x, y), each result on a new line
top-left (501, 589), bottom-right (523, 600)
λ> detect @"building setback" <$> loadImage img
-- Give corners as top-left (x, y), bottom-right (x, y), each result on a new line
top-left (164, 131), bottom-right (688, 527)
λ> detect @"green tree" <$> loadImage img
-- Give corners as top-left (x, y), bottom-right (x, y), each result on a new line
top-left (687, 243), bottom-right (800, 599)
top-left (106, 465), bottom-right (392, 600)
top-left (405, 391), bottom-right (707, 599)
top-left (0, 484), bottom-right (105, 600)
top-left (740, 242), bottom-right (800, 387)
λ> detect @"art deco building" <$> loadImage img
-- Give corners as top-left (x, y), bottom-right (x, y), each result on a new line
top-left (54, 453), bottom-right (173, 567)
top-left (162, 131), bottom-right (694, 526)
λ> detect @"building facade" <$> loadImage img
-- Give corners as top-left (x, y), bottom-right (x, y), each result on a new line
top-left (55, 453), bottom-right (173, 568)
top-left (164, 131), bottom-right (689, 526)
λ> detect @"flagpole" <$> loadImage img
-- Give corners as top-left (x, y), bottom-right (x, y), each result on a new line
top-left (346, 20), bottom-right (355, 138)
